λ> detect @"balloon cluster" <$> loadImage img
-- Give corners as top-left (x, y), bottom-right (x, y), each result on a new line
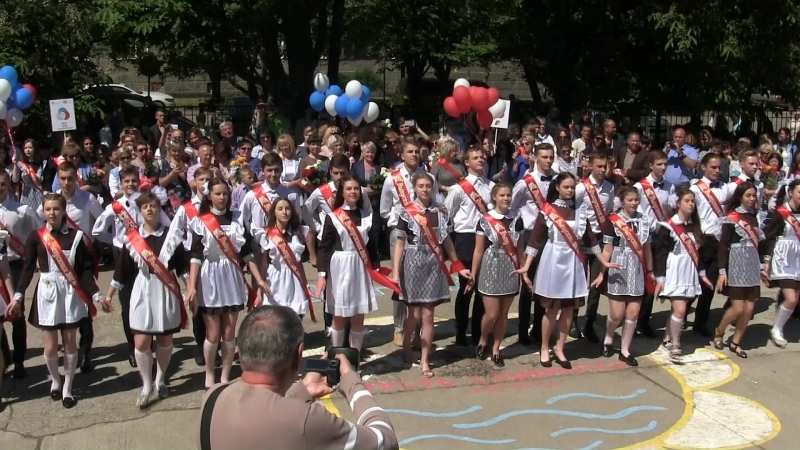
top-left (309, 73), bottom-right (380, 125)
top-left (0, 65), bottom-right (36, 128)
top-left (442, 78), bottom-right (506, 130)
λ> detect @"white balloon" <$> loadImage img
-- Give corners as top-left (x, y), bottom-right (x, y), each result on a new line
top-left (363, 102), bottom-right (380, 123)
top-left (453, 78), bottom-right (470, 89)
top-left (325, 95), bottom-right (339, 117)
top-left (5, 108), bottom-right (23, 127)
top-left (345, 80), bottom-right (362, 99)
top-left (489, 99), bottom-right (506, 118)
top-left (0, 79), bottom-right (10, 102)
top-left (314, 73), bottom-right (330, 93)
top-left (0, 101), bottom-right (6, 120)
top-left (348, 116), bottom-right (363, 126)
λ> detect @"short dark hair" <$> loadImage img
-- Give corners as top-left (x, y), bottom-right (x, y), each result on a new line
top-left (135, 192), bottom-right (161, 209)
top-left (329, 154), bottom-right (350, 170)
top-left (261, 152), bottom-right (282, 169)
top-left (57, 161), bottom-right (78, 174)
top-left (238, 306), bottom-right (304, 374)
top-left (119, 165), bottom-right (140, 181)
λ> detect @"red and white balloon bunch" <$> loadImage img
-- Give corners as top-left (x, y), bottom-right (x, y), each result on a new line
top-left (442, 78), bottom-right (506, 130)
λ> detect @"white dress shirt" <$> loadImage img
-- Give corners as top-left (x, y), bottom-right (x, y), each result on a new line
top-left (92, 193), bottom-right (171, 248)
top-left (240, 182), bottom-right (302, 232)
top-left (38, 189), bottom-right (104, 240)
top-left (169, 195), bottom-right (202, 250)
top-left (690, 176), bottom-right (730, 236)
top-left (303, 181), bottom-right (371, 239)
top-left (379, 164), bottom-right (436, 228)
top-left (510, 166), bottom-right (555, 230)
top-left (444, 173), bottom-right (494, 233)
top-left (575, 174), bottom-right (615, 235)
top-left (725, 173), bottom-right (764, 212)
top-left (634, 174), bottom-right (677, 231)
top-left (0, 195), bottom-right (43, 261)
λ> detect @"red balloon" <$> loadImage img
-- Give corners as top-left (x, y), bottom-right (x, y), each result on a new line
top-left (487, 87), bottom-right (500, 106)
top-left (443, 96), bottom-right (460, 118)
top-left (22, 84), bottom-right (37, 101)
top-left (471, 88), bottom-right (489, 111)
top-left (477, 109), bottom-right (493, 129)
top-left (453, 86), bottom-right (472, 113)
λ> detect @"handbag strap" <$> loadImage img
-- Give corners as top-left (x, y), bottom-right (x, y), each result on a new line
top-left (200, 383), bottom-right (233, 450)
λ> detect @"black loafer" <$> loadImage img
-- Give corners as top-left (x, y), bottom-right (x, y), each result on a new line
top-left (475, 345), bottom-right (488, 360)
top-left (62, 396), bottom-right (76, 409)
top-left (602, 344), bottom-right (614, 358)
top-left (50, 390), bottom-right (62, 401)
top-left (492, 353), bottom-right (505, 368)
top-left (194, 351), bottom-right (206, 367)
top-left (619, 353), bottom-right (638, 367)
top-left (80, 356), bottom-right (94, 374)
top-left (583, 326), bottom-right (600, 343)
top-left (554, 355), bottom-right (572, 369)
top-left (128, 354), bottom-right (138, 368)
top-left (540, 358), bottom-right (552, 368)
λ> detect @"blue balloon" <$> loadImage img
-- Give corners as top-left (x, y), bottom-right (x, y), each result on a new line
top-left (326, 85), bottom-right (343, 97)
top-left (11, 82), bottom-right (21, 93)
top-left (6, 92), bottom-right (16, 109)
top-left (16, 88), bottom-right (34, 110)
top-left (309, 91), bottom-right (326, 112)
top-left (0, 66), bottom-right (18, 85)
top-left (345, 98), bottom-right (364, 118)
top-left (334, 95), bottom-right (349, 116)
top-left (360, 86), bottom-right (371, 104)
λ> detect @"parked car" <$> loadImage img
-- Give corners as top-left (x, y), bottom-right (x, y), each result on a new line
top-left (82, 83), bottom-right (176, 108)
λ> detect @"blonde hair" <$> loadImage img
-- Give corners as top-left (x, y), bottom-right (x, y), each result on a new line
top-left (437, 137), bottom-right (460, 159)
top-left (317, 125), bottom-right (329, 141)
top-left (322, 127), bottom-right (341, 146)
top-left (325, 134), bottom-right (344, 150)
top-left (276, 133), bottom-right (296, 158)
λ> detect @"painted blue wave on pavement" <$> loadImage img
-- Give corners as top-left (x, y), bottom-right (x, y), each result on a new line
top-left (453, 405), bottom-right (667, 429)
top-left (550, 420), bottom-right (658, 437)
top-left (516, 440), bottom-right (603, 450)
top-left (399, 434), bottom-right (515, 446)
top-left (385, 405), bottom-right (482, 418)
top-left (546, 389), bottom-right (648, 405)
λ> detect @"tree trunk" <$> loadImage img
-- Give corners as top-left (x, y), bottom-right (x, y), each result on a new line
top-left (327, 0), bottom-right (345, 86)
top-left (519, 60), bottom-right (543, 107)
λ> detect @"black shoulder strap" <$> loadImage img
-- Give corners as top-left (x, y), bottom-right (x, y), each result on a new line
top-left (200, 383), bottom-right (232, 450)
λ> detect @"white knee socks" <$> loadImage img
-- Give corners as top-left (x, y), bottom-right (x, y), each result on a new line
top-left (669, 315), bottom-right (683, 348)
top-left (44, 353), bottom-right (61, 392)
top-left (220, 340), bottom-right (236, 384)
top-left (330, 328), bottom-right (345, 347)
top-left (134, 349), bottom-right (153, 395)
top-left (774, 305), bottom-right (794, 333)
top-left (349, 330), bottom-right (365, 352)
top-left (604, 317), bottom-right (619, 346)
top-left (154, 345), bottom-right (173, 388)
top-left (621, 319), bottom-right (637, 356)
top-left (203, 340), bottom-right (218, 388)
top-left (63, 353), bottom-right (78, 399)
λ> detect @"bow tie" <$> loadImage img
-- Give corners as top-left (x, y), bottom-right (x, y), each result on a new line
top-left (747, 177), bottom-right (756, 184)
top-left (540, 175), bottom-right (553, 182)
top-left (710, 181), bottom-right (722, 188)
top-left (653, 182), bottom-right (664, 189)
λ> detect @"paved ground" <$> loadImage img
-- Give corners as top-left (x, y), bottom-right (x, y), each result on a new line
top-left (0, 265), bottom-right (797, 449)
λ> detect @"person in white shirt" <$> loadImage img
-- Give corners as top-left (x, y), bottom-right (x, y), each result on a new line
top-left (0, 170), bottom-right (42, 379)
top-left (380, 141), bottom-right (435, 346)
top-left (571, 123), bottom-right (593, 157)
top-left (240, 153), bottom-right (302, 234)
top-left (633, 151), bottom-right (676, 336)
top-left (510, 143), bottom-right (556, 345)
top-left (38, 163), bottom-right (104, 373)
top-left (573, 152), bottom-right (615, 342)
top-left (687, 153), bottom-right (732, 336)
top-left (444, 147), bottom-right (494, 347)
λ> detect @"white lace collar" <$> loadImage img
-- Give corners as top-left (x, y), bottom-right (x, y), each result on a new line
top-left (553, 198), bottom-right (574, 208)
top-left (139, 224), bottom-right (166, 238)
top-left (341, 204), bottom-right (358, 211)
top-left (488, 209), bottom-right (514, 220)
top-left (210, 207), bottom-right (227, 216)
top-left (46, 221), bottom-right (71, 234)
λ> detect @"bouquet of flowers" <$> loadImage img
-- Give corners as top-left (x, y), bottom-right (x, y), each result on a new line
top-left (229, 155), bottom-right (249, 184)
top-left (761, 165), bottom-right (781, 190)
top-left (300, 160), bottom-right (328, 193)
top-left (369, 167), bottom-right (391, 192)
top-left (86, 167), bottom-right (105, 185)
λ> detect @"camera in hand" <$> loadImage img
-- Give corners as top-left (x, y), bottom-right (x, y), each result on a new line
top-left (302, 347), bottom-right (360, 387)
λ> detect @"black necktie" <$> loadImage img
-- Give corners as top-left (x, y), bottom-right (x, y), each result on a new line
top-left (541, 175), bottom-right (553, 182)
top-left (654, 182), bottom-right (664, 189)
top-left (710, 181), bottom-right (722, 188)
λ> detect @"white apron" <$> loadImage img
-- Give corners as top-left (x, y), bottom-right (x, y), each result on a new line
top-left (37, 231), bottom-right (86, 327)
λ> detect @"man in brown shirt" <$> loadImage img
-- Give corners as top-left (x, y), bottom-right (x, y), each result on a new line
top-left (198, 306), bottom-right (399, 450)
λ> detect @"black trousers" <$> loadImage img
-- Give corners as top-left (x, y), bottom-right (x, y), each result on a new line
top-left (517, 233), bottom-right (544, 338)
top-left (638, 235), bottom-right (664, 328)
top-left (193, 313), bottom-right (206, 347)
top-left (113, 247), bottom-right (135, 354)
top-left (453, 232), bottom-right (484, 343)
top-left (687, 236), bottom-right (719, 330)
top-left (575, 244), bottom-right (603, 326)
top-left (1, 260), bottom-right (26, 366)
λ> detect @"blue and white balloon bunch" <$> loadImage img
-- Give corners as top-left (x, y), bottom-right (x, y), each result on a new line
top-left (0, 65), bottom-right (36, 128)
top-left (309, 73), bottom-right (379, 125)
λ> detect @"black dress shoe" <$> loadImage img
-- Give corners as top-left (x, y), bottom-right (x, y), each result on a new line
top-left (583, 325), bottom-right (600, 343)
top-left (194, 351), bottom-right (206, 366)
top-left (529, 328), bottom-right (542, 344)
top-left (693, 326), bottom-right (711, 337)
top-left (62, 396), bottom-right (76, 409)
top-left (475, 344), bottom-right (488, 360)
top-left (12, 365), bottom-right (26, 379)
top-left (128, 354), bottom-right (138, 368)
top-left (540, 357), bottom-right (552, 368)
top-left (637, 324), bottom-right (657, 338)
top-left (50, 390), bottom-right (62, 401)
top-left (492, 353), bottom-right (505, 368)
top-left (80, 356), bottom-right (94, 374)
top-left (553, 355), bottom-right (572, 369)
top-left (455, 332), bottom-right (468, 347)
top-left (602, 344), bottom-right (614, 358)
top-left (568, 323), bottom-right (583, 339)
top-left (518, 335), bottom-right (532, 346)
top-left (619, 353), bottom-right (638, 367)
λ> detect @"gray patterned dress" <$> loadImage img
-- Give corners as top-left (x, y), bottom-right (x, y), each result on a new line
top-left (603, 212), bottom-right (651, 300)
top-left (396, 205), bottom-right (453, 305)
top-left (718, 207), bottom-right (763, 300)
top-left (476, 210), bottom-right (524, 296)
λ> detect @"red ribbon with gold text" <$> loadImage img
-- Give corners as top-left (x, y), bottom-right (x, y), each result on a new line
top-left (37, 227), bottom-right (97, 317)
top-left (126, 229), bottom-right (188, 329)
top-left (582, 178), bottom-right (608, 226)
top-left (542, 202), bottom-right (587, 269)
top-left (483, 214), bottom-right (520, 270)
top-left (267, 227), bottom-right (317, 322)
top-left (64, 214), bottom-right (98, 278)
top-left (21, 163), bottom-right (43, 192)
top-left (111, 200), bottom-right (139, 232)
top-left (319, 183), bottom-right (336, 209)
top-left (332, 208), bottom-right (401, 294)
top-left (0, 219), bottom-right (25, 257)
top-left (391, 170), bottom-right (413, 207)
top-left (198, 212), bottom-right (258, 307)
top-left (726, 210), bottom-right (760, 254)
top-left (639, 178), bottom-right (667, 222)
top-left (183, 201), bottom-right (199, 220)
top-left (404, 204), bottom-right (454, 285)
top-left (437, 158), bottom-right (463, 180)
top-left (694, 180), bottom-right (724, 217)
top-left (776, 205), bottom-right (800, 241)
top-left (522, 173), bottom-right (547, 209)
top-left (457, 179), bottom-right (489, 214)
top-left (666, 219), bottom-right (700, 269)
top-left (253, 184), bottom-right (274, 216)
top-left (608, 213), bottom-right (655, 294)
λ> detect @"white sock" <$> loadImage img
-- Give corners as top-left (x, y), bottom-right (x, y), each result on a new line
top-left (621, 319), bottom-right (637, 356)
top-left (44, 353), bottom-right (61, 392)
top-left (154, 345), bottom-right (173, 388)
top-left (669, 315), bottom-right (683, 348)
top-left (203, 340), bottom-right (218, 388)
top-left (330, 328), bottom-right (345, 347)
top-left (62, 353), bottom-right (78, 399)
top-left (774, 305), bottom-right (794, 333)
top-left (134, 349), bottom-right (153, 395)
top-left (349, 330), bottom-right (366, 352)
top-left (604, 317), bottom-right (619, 346)
top-left (220, 340), bottom-right (236, 384)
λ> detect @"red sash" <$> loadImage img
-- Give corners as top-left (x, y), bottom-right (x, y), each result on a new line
top-left (404, 204), bottom-right (453, 285)
top-left (332, 208), bottom-right (400, 294)
top-left (541, 202), bottom-right (586, 268)
top-left (37, 227), bottom-right (97, 317)
top-left (64, 214), bottom-right (98, 278)
top-left (267, 227), bottom-right (317, 322)
top-left (436, 158), bottom-right (463, 180)
top-left (608, 214), bottom-right (655, 294)
top-left (484, 214), bottom-right (520, 270)
top-left (522, 174), bottom-right (546, 209)
top-left (726, 210), bottom-right (760, 252)
top-left (457, 179), bottom-right (489, 214)
top-left (319, 183), bottom-right (335, 209)
top-left (0, 219), bottom-right (25, 257)
top-left (126, 230), bottom-right (188, 329)
top-left (252, 184), bottom-right (274, 216)
top-left (111, 200), bottom-right (139, 232)
top-left (582, 178), bottom-right (608, 226)
top-left (695, 180), bottom-right (724, 217)
top-left (391, 170), bottom-right (413, 207)
top-left (776, 205), bottom-right (800, 241)
top-left (197, 213), bottom-right (258, 307)
top-left (667, 219), bottom-right (700, 269)
top-left (639, 178), bottom-right (666, 222)
top-left (183, 201), bottom-right (199, 220)
top-left (733, 177), bottom-right (748, 185)
top-left (22, 163), bottom-right (43, 192)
